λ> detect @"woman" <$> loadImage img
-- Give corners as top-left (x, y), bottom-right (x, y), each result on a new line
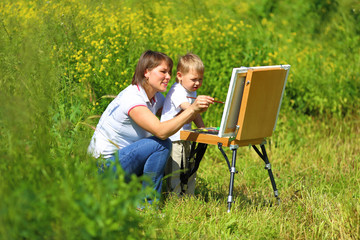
top-left (88, 50), bottom-right (214, 202)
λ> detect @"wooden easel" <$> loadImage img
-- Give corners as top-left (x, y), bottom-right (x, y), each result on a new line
top-left (180, 65), bottom-right (290, 212)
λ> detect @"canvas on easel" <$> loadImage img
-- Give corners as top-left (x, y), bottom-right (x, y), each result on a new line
top-left (180, 64), bottom-right (291, 212)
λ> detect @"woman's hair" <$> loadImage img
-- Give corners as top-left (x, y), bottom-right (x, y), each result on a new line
top-left (132, 50), bottom-right (173, 87)
top-left (176, 53), bottom-right (204, 83)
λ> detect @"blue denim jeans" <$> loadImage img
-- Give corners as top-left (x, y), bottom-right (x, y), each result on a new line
top-left (106, 136), bottom-right (172, 200)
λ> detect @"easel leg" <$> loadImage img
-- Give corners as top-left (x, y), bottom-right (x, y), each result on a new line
top-left (252, 144), bottom-right (280, 205)
top-left (218, 143), bottom-right (231, 171)
top-left (227, 144), bottom-right (239, 212)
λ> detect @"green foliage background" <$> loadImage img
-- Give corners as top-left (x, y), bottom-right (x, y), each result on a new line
top-left (0, 0), bottom-right (359, 239)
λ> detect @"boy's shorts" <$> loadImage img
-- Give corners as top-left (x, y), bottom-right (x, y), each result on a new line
top-left (165, 140), bottom-right (196, 196)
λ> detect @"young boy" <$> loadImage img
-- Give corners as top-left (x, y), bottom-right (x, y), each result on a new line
top-left (161, 53), bottom-right (205, 196)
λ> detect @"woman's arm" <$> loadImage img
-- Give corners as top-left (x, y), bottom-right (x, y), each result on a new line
top-left (129, 95), bottom-right (213, 139)
top-left (179, 102), bottom-right (205, 128)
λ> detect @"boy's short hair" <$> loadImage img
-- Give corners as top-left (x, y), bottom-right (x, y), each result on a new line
top-left (176, 53), bottom-right (204, 83)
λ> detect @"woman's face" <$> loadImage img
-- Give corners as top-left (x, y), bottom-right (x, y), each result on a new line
top-left (144, 61), bottom-right (171, 93)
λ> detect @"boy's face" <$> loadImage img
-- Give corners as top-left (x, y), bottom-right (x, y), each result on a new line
top-left (177, 69), bottom-right (203, 92)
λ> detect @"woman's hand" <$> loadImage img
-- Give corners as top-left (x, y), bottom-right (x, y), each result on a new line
top-left (191, 95), bottom-right (214, 113)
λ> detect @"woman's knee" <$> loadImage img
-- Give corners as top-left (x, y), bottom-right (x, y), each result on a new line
top-left (150, 136), bottom-right (172, 152)
top-left (162, 137), bottom-right (172, 151)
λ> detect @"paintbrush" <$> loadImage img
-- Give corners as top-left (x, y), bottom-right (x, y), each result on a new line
top-left (187, 96), bottom-right (225, 104)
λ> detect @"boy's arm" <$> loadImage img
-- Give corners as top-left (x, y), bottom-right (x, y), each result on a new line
top-left (193, 114), bottom-right (205, 128)
top-left (156, 107), bottom-right (163, 117)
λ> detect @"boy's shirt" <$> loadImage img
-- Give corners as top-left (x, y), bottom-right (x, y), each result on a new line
top-left (161, 82), bottom-right (197, 141)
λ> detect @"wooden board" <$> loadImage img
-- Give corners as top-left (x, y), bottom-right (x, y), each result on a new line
top-left (180, 130), bottom-right (264, 147)
top-left (236, 68), bottom-right (287, 141)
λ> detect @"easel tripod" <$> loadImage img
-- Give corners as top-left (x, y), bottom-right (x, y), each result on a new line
top-left (217, 141), bottom-right (280, 212)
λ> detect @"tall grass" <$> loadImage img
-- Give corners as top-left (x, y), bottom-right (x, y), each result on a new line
top-left (0, 0), bottom-right (359, 239)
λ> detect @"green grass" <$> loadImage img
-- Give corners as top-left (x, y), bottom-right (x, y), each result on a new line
top-left (143, 114), bottom-right (360, 239)
top-left (0, 0), bottom-right (359, 239)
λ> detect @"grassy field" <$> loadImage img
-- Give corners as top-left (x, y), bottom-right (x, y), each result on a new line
top-left (152, 113), bottom-right (359, 239)
top-left (0, 0), bottom-right (359, 239)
